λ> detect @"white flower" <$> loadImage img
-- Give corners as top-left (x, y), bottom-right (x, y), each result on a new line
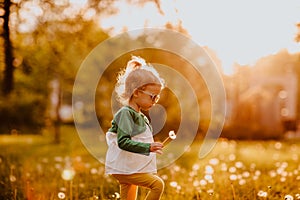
top-left (257, 190), bottom-right (268, 198)
top-left (170, 181), bottom-right (178, 188)
top-left (169, 130), bottom-right (176, 139)
top-left (209, 158), bottom-right (219, 165)
top-left (284, 194), bottom-right (294, 200)
top-left (58, 192), bottom-right (66, 199)
top-left (61, 168), bottom-right (75, 181)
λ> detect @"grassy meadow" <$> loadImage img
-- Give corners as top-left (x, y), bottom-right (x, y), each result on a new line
top-left (1, 125), bottom-right (300, 200)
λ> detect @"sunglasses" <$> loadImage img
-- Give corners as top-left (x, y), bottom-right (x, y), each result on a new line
top-left (138, 90), bottom-right (160, 103)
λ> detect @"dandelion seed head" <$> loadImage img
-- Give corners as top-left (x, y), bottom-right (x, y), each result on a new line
top-left (55, 163), bottom-right (62, 170)
top-left (85, 163), bottom-right (91, 168)
top-left (281, 162), bottom-right (288, 168)
top-left (255, 170), bottom-right (261, 176)
top-left (169, 130), bottom-right (176, 139)
top-left (9, 175), bottom-right (16, 182)
top-left (257, 190), bottom-right (268, 198)
top-left (114, 192), bottom-right (120, 198)
top-left (229, 166), bottom-right (237, 173)
top-left (250, 163), bottom-right (256, 170)
top-left (280, 176), bottom-right (286, 182)
top-left (281, 171), bottom-right (288, 177)
top-left (239, 179), bottom-right (246, 185)
top-left (199, 179), bottom-right (207, 186)
top-left (220, 140), bottom-right (229, 148)
top-left (295, 193), bottom-right (300, 199)
top-left (209, 158), bottom-right (219, 165)
top-left (277, 167), bottom-right (284, 175)
top-left (275, 161), bottom-right (281, 167)
top-left (173, 165), bottom-right (180, 172)
top-left (193, 180), bottom-right (199, 187)
top-left (268, 185), bottom-right (272, 189)
top-left (229, 154), bottom-right (236, 161)
top-left (205, 165), bottom-right (214, 174)
top-left (58, 192), bottom-right (66, 199)
top-left (161, 174), bottom-right (168, 180)
top-left (189, 171), bottom-right (197, 177)
top-left (274, 142), bottom-right (282, 150)
top-left (207, 189), bottom-right (214, 196)
top-left (242, 171), bottom-right (250, 178)
top-left (61, 168), bottom-right (75, 181)
top-left (75, 156), bottom-right (82, 162)
top-left (235, 161), bottom-right (243, 169)
top-left (192, 163), bottom-right (200, 171)
top-left (90, 168), bottom-right (98, 175)
top-left (269, 170), bottom-right (277, 178)
top-left (229, 174), bottom-right (237, 181)
top-left (204, 174), bottom-right (213, 181)
top-left (170, 181), bottom-right (178, 188)
top-left (284, 194), bottom-right (294, 200)
top-left (221, 163), bottom-right (227, 171)
top-left (59, 187), bottom-right (67, 192)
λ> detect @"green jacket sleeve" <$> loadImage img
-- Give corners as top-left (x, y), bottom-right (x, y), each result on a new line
top-left (114, 108), bottom-right (151, 155)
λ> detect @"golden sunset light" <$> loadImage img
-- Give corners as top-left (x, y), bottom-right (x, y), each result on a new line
top-left (1, 0), bottom-right (300, 199)
top-left (99, 0), bottom-right (300, 74)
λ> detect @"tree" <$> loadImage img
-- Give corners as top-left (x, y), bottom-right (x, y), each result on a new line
top-left (0, 0), bottom-right (14, 95)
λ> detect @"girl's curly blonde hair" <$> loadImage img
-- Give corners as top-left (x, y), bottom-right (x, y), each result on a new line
top-left (115, 56), bottom-right (164, 105)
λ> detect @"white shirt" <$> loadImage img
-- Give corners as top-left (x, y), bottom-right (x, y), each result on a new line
top-left (105, 125), bottom-right (157, 174)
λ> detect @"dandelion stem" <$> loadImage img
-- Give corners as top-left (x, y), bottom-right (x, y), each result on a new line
top-left (231, 183), bottom-right (236, 200)
top-left (162, 137), bottom-right (170, 145)
top-left (70, 180), bottom-right (73, 200)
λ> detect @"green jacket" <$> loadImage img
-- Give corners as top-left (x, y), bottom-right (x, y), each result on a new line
top-left (108, 106), bottom-right (152, 155)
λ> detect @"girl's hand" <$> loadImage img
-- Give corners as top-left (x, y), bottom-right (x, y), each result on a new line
top-left (150, 142), bottom-right (163, 154)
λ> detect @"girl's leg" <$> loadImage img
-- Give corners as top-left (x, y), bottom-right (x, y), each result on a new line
top-left (113, 175), bottom-right (138, 200)
top-left (127, 184), bottom-right (138, 200)
top-left (113, 173), bottom-right (164, 200)
top-left (141, 174), bottom-right (164, 200)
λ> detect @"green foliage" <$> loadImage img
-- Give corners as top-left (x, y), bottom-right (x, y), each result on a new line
top-left (0, 92), bottom-right (46, 134)
top-left (0, 18), bottom-right (110, 134)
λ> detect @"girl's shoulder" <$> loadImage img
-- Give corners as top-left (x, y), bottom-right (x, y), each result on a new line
top-left (115, 106), bottom-right (137, 115)
top-left (114, 106), bottom-right (140, 120)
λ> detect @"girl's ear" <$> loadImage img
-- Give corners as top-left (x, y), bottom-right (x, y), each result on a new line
top-left (132, 89), bottom-right (139, 97)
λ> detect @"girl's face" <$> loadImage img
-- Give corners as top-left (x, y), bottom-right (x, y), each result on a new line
top-left (132, 84), bottom-right (161, 111)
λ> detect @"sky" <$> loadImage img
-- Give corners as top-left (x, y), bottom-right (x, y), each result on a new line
top-left (99, 0), bottom-right (300, 74)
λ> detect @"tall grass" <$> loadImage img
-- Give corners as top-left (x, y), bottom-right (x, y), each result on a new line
top-left (1, 126), bottom-right (300, 199)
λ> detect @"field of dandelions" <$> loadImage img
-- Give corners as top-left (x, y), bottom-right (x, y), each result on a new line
top-left (1, 125), bottom-right (300, 200)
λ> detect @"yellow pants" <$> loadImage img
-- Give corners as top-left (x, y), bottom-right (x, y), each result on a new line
top-left (112, 173), bottom-right (164, 200)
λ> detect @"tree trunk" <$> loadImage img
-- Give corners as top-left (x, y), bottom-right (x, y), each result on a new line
top-left (2, 0), bottom-right (14, 95)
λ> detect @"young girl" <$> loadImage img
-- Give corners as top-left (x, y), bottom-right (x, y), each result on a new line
top-left (105, 56), bottom-right (165, 200)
